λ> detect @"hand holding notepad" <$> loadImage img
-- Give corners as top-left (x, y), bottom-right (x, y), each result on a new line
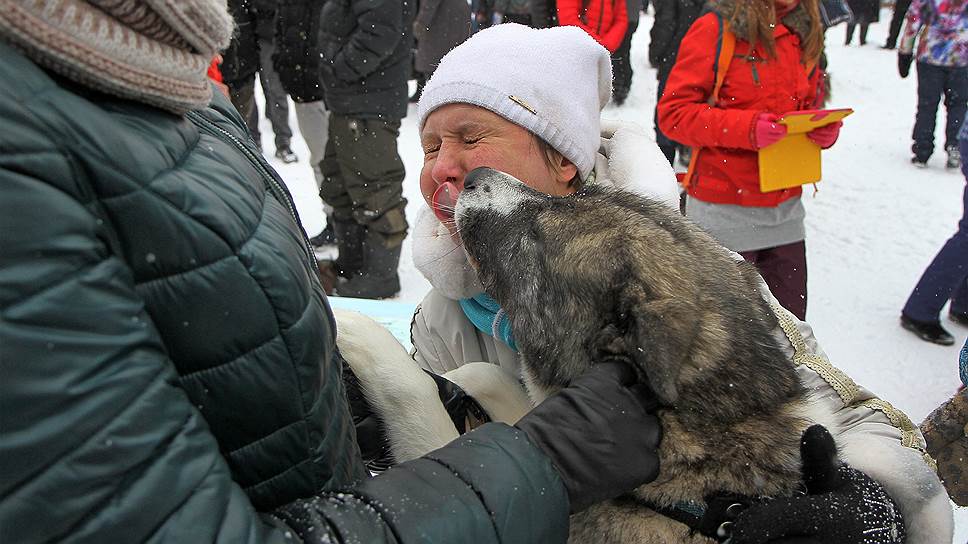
top-left (757, 108), bottom-right (854, 192)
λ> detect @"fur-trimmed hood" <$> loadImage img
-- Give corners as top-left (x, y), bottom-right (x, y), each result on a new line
top-left (411, 120), bottom-right (680, 300)
top-left (706, 0), bottom-right (815, 43)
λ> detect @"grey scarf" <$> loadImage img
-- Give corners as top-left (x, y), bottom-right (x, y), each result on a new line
top-left (0, 0), bottom-right (234, 114)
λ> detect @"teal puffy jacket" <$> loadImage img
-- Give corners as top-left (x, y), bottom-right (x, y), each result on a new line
top-left (0, 43), bottom-right (568, 543)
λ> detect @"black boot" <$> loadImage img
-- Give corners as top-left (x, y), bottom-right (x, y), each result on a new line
top-left (845, 24), bottom-right (855, 45)
top-left (338, 229), bottom-right (402, 299)
top-left (309, 222), bottom-right (337, 248)
top-left (333, 219), bottom-right (366, 277)
top-left (900, 314), bottom-right (955, 345)
top-left (859, 24), bottom-right (869, 46)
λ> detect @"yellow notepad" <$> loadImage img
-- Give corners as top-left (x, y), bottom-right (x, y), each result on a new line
top-left (757, 108), bottom-right (854, 192)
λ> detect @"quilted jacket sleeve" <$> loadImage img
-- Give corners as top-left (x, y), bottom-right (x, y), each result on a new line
top-left (657, 13), bottom-right (760, 150)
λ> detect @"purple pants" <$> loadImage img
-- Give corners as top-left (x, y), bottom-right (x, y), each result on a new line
top-left (740, 241), bottom-right (808, 320)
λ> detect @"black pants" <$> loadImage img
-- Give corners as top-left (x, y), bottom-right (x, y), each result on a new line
top-left (611, 22), bottom-right (638, 100)
top-left (912, 62), bottom-right (968, 160)
top-left (885, 0), bottom-right (912, 49)
top-left (902, 139), bottom-right (968, 321)
top-left (654, 67), bottom-right (681, 165)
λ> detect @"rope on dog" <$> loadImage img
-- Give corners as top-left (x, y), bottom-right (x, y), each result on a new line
top-left (768, 301), bottom-right (936, 472)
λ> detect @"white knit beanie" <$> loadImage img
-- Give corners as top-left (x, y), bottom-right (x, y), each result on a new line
top-left (417, 23), bottom-right (612, 180)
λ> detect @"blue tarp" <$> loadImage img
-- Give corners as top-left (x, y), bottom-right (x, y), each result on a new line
top-left (325, 296), bottom-right (417, 351)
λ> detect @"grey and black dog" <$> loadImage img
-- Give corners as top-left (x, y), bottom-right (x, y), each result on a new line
top-left (454, 167), bottom-right (827, 543)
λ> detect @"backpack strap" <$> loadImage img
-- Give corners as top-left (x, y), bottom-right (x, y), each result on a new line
top-left (682, 13), bottom-right (735, 189)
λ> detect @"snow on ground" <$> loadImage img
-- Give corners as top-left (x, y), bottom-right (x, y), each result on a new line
top-left (258, 9), bottom-right (967, 540)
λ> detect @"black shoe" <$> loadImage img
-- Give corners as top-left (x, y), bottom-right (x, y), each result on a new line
top-left (900, 314), bottom-right (955, 345)
top-left (275, 146), bottom-right (298, 164)
top-left (911, 156), bottom-right (928, 168)
top-left (881, 44), bottom-right (896, 50)
top-left (949, 310), bottom-right (968, 326)
top-left (309, 223), bottom-right (336, 248)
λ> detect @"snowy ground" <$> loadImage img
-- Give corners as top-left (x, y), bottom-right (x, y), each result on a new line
top-left (256, 9), bottom-right (967, 540)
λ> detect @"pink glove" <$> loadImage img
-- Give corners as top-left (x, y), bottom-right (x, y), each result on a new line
top-left (752, 113), bottom-right (788, 149)
top-left (807, 121), bottom-right (843, 149)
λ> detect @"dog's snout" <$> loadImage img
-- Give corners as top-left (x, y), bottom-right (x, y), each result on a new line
top-left (464, 166), bottom-right (497, 192)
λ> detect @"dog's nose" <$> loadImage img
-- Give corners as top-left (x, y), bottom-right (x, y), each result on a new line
top-left (464, 167), bottom-right (494, 191)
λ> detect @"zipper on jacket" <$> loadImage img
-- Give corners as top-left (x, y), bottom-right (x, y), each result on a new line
top-left (735, 54), bottom-right (763, 86)
top-left (186, 111), bottom-right (320, 269)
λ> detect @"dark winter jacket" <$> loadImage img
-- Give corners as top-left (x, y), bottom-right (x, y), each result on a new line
top-left (274, 0), bottom-right (327, 103)
top-left (318, 0), bottom-right (415, 119)
top-left (649, 0), bottom-right (704, 74)
top-left (658, 2), bottom-right (825, 207)
top-left (220, 0), bottom-right (260, 84)
top-left (414, 0), bottom-right (471, 75)
top-left (558, 0), bottom-right (628, 52)
top-left (0, 42), bottom-right (570, 543)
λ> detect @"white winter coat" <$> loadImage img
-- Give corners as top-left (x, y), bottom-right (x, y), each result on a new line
top-left (407, 121), bottom-right (954, 544)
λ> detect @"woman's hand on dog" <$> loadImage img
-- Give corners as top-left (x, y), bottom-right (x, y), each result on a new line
top-left (729, 425), bottom-right (906, 544)
top-left (514, 361), bottom-right (662, 513)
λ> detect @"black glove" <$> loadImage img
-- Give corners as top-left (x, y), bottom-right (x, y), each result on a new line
top-left (898, 53), bottom-right (914, 79)
top-left (730, 425), bottom-right (906, 544)
top-left (514, 361), bottom-right (661, 513)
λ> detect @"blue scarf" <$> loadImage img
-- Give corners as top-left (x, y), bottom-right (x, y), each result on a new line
top-left (458, 293), bottom-right (518, 352)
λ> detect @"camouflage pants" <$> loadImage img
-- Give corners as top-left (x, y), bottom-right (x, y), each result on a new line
top-left (319, 114), bottom-right (408, 248)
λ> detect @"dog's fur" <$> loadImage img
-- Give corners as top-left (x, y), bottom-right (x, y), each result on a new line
top-left (455, 168), bottom-right (816, 543)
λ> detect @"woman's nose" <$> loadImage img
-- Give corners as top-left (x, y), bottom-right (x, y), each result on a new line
top-left (431, 143), bottom-right (463, 186)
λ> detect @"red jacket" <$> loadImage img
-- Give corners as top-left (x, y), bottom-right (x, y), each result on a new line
top-left (658, 13), bottom-right (824, 207)
top-left (557, 0), bottom-right (628, 53)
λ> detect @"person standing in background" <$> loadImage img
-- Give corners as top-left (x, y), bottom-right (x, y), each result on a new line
top-left (659, 0), bottom-right (838, 321)
top-left (220, 0), bottom-right (296, 162)
top-left (275, 0), bottom-right (336, 247)
top-left (315, 0), bottom-right (414, 299)
top-left (883, 0), bottom-right (913, 49)
top-left (649, 0), bottom-right (704, 165)
top-left (844, 0), bottom-right (879, 45)
top-left (897, 0), bottom-right (968, 169)
top-left (611, 0), bottom-right (642, 106)
top-left (900, 110), bottom-right (968, 345)
top-left (253, 0), bottom-right (297, 163)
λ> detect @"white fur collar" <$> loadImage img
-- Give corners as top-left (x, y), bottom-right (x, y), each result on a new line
top-left (412, 120), bottom-right (680, 300)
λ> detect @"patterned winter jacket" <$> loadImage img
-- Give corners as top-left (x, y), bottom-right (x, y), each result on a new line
top-left (899, 0), bottom-right (968, 66)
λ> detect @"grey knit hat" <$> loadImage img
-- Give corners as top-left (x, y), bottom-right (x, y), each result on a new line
top-left (0, 0), bottom-right (234, 114)
top-left (417, 23), bottom-right (613, 180)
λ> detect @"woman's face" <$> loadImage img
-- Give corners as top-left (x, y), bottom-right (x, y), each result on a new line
top-left (419, 103), bottom-right (577, 232)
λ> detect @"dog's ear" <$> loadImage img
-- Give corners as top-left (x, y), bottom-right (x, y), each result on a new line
top-left (621, 285), bottom-right (701, 405)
